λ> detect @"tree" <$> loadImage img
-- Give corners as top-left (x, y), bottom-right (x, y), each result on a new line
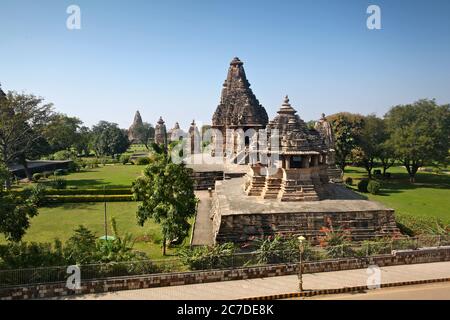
top-left (43, 113), bottom-right (82, 153)
top-left (134, 122), bottom-right (155, 149)
top-left (91, 121), bottom-right (130, 157)
top-left (353, 115), bottom-right (387, 178)
top-left (0, 165), bottom-right (38, 241)
top-left (385, 99), bottom-right (450, 183)
top-left (73, 126), bottom-right (91, 156)
top-left (0, 91), bottom-right (53, 183)
top-left (327, 113), bottom-right (365, 171)
top-left (132, 144), bottom-right (198, 255)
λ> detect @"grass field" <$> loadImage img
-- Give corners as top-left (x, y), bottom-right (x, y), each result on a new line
top-left (0, 202), bottom-right (192, 259)
top-left (344, 166), bottom-right (450, 221)
top-left (60, 164), bottom-right (144, 189)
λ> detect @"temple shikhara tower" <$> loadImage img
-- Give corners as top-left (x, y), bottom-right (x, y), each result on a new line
top-left (212, 57), bottom-right (268, 156)
top-left (154, 116), bottom-right (167, 146)
top-left (128, 110), bottom-right (144, 143)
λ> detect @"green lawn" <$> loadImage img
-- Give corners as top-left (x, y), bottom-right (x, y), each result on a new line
top-left (344, 166), bottom-right (450, 221)
top-left (0, 202), bottom-right (192, 259)
top-left (63, 164), bottom-right (145, 189)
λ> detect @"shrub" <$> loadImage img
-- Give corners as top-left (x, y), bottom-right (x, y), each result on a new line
top-left (120, 154), bottom-right (131, 165)
top-left (67, 161), bottom-right (80, 173)
top-left (134, 157), bottom-right (151, 165)
top-left (344, 177), bottom-right (353, 186)
top-left (367, 180), bottom-right (381, 194)
top-left (357, 179), bottom-right (369, 192)
top-left (179, 243), bottom-right (235, 270)
top-left (395, 213), bottom-right (449, 236)
top-left (45, 195), bottom-right (133, 203)
top-left (51, 177), bottom-right (67, 189)
top-left (42, 171), bottom-right (53, 179)
top-left (52, 150), bottom-right (75, 160)
top-left (32, 173), bottom-right (43, 182)
top-left (45, 188), bottom-right (132, 196)
top-left (21, 183), bottom-right (48, 206)
top-left (53, 169), bottom-right (66, 176)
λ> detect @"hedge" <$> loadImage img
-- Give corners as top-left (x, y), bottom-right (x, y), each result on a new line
top-left (44, 188), bottom-right (132, 196)
top-left (45, 195), bottom-right (134, 203)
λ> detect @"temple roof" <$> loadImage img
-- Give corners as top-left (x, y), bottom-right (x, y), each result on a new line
top-left (212, 57), bottom-right (268, 129)
top-left (269, 96), bottom-right (327, 154)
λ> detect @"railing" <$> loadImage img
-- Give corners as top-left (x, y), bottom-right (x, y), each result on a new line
top-left (0, 235), bottom-right (448, 289)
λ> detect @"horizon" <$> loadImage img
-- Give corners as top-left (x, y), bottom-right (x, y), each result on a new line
top-left (1, 0), bottom-right (450, 130)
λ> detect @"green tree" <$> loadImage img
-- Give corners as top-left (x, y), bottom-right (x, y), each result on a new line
top-left (327, 112), bottom-right (365, 171)
top-left (91, 121), bottom-right (130, 157)
top-left (0, 91), bottom-right (53, 184)
top-left (73, 126), bottom-right (91, 156)
top-left (43, 113), bottom-right (82, 152)
top-left (353, 115), bottom-right (387, 178)
top-left (134, 122), bottom-right (155, 149)
top-left (0, 165), bottom-right (39, 241)
top-left (385, 99), bottom-right (450, 183)
top-left (132, 144), bottom-right (198, 255)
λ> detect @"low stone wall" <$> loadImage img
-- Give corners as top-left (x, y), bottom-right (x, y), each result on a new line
top-left (1, 246), bottom-right (449, 300)
top-left (214, 210), bottom-right (399, 244)
top-left (190, 171), bottom-right (224, 190)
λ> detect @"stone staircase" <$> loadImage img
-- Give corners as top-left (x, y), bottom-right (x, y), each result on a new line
top-left (261, 177), bottom-right (283, 199)
top-left (245, 174), bottom-right (266, 196)
top-left (327, 166), bottom-right (343, 183)
top-left (300, 183), bottom-right (320, 201)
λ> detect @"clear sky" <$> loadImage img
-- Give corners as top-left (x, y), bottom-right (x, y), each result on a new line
top-left (1, 0), bottom-right (450, 131)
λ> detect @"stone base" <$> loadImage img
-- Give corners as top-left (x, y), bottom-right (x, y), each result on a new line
top-left (212, 177), bottom-right (400, 244)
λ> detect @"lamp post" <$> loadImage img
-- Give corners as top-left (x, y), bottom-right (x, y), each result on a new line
top-left (297, 235), bottom-right (306, 292)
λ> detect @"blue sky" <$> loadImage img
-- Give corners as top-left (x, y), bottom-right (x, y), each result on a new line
top-left (1, 0), bottom-right (450, 130)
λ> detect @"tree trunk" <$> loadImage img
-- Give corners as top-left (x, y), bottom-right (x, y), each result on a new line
top-left (162, 236), bottom-right (166, 256)
top-left (20, 157), bottom-right (32, 181)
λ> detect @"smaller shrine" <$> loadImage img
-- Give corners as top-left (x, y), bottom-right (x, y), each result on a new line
top-left (154, 116), bottom-right (167, 146)
top-left (244, 96), bottom-right (329, 201)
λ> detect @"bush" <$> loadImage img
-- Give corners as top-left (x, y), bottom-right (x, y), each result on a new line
top-left (53, 169), bottom-right (67, 176)
top-left (44, 188), bottom-right (132, 196)
top-left (52, 150), bottom-right (75, 160)
top-left (344, 177), bottom-right (353, 186)
top-left (396, 213), bottom-right (449, 236)
top-left (134, 157), bottom-right (151, 165)
top-left (21, 183), bottom-right (48, 206)
top-left (51, 177), bottom-right (67, 189)
top-left (367, 180), bottom-right (381, 194)
top-left (179, 243), bottom-right (235, 270)
top-left (42, 171), bottom-right (53, 179)
top-left (120, 154), bottom-right (131, 165)
top-left (67, 161), bottom-right (80, 173)
top-left (46, 195), bottom-right (133, 203)
top-left (32, 173), bottom-right (43, 182)
top-left (357, 179), bottom-right (369, 192)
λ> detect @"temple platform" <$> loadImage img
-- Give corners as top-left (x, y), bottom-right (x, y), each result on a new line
top-left (211, 177), bottom-right (399, 244)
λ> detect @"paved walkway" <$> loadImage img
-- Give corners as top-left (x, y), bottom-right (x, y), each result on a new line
top-left (65, 261), bottom-right (450, 300)
top-left (191, 191), bottom-right (214, 246)
top-left (305, 282), bottom-right (450, 300)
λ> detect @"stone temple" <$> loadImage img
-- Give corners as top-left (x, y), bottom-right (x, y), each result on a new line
top-left (212, 57), bottom-right (268, 157)
top-left (205, 58), bottom-right (399, 245)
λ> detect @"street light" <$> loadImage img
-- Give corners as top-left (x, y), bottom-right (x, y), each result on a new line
top-left (297, 235), bottom-right (306, 292)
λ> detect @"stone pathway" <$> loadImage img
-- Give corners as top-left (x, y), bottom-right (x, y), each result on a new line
top-left (191, 191), bottom-right (214, 246)
top-left (63, 261), bottom-right (450, 300)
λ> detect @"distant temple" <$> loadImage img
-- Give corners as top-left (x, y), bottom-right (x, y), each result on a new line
top-left (211, 57), bottom-right (268, 156)
top-left (154, 116), bottom-right (167, 146)
top-left (128, 110), bottom-right (144, 143)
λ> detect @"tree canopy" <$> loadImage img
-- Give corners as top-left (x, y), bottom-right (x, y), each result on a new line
top-left (385, 99), bottom-right (450, 182)
top-left (132, 144), bottom-right (197, 255)
top-left (91, 121), bottom-right (130, 157)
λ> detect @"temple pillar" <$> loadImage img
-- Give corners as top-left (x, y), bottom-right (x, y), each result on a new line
top-left (285, 156), bottom-right (290, 169)
top-left (313, 155), bottom-right (319, 167)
